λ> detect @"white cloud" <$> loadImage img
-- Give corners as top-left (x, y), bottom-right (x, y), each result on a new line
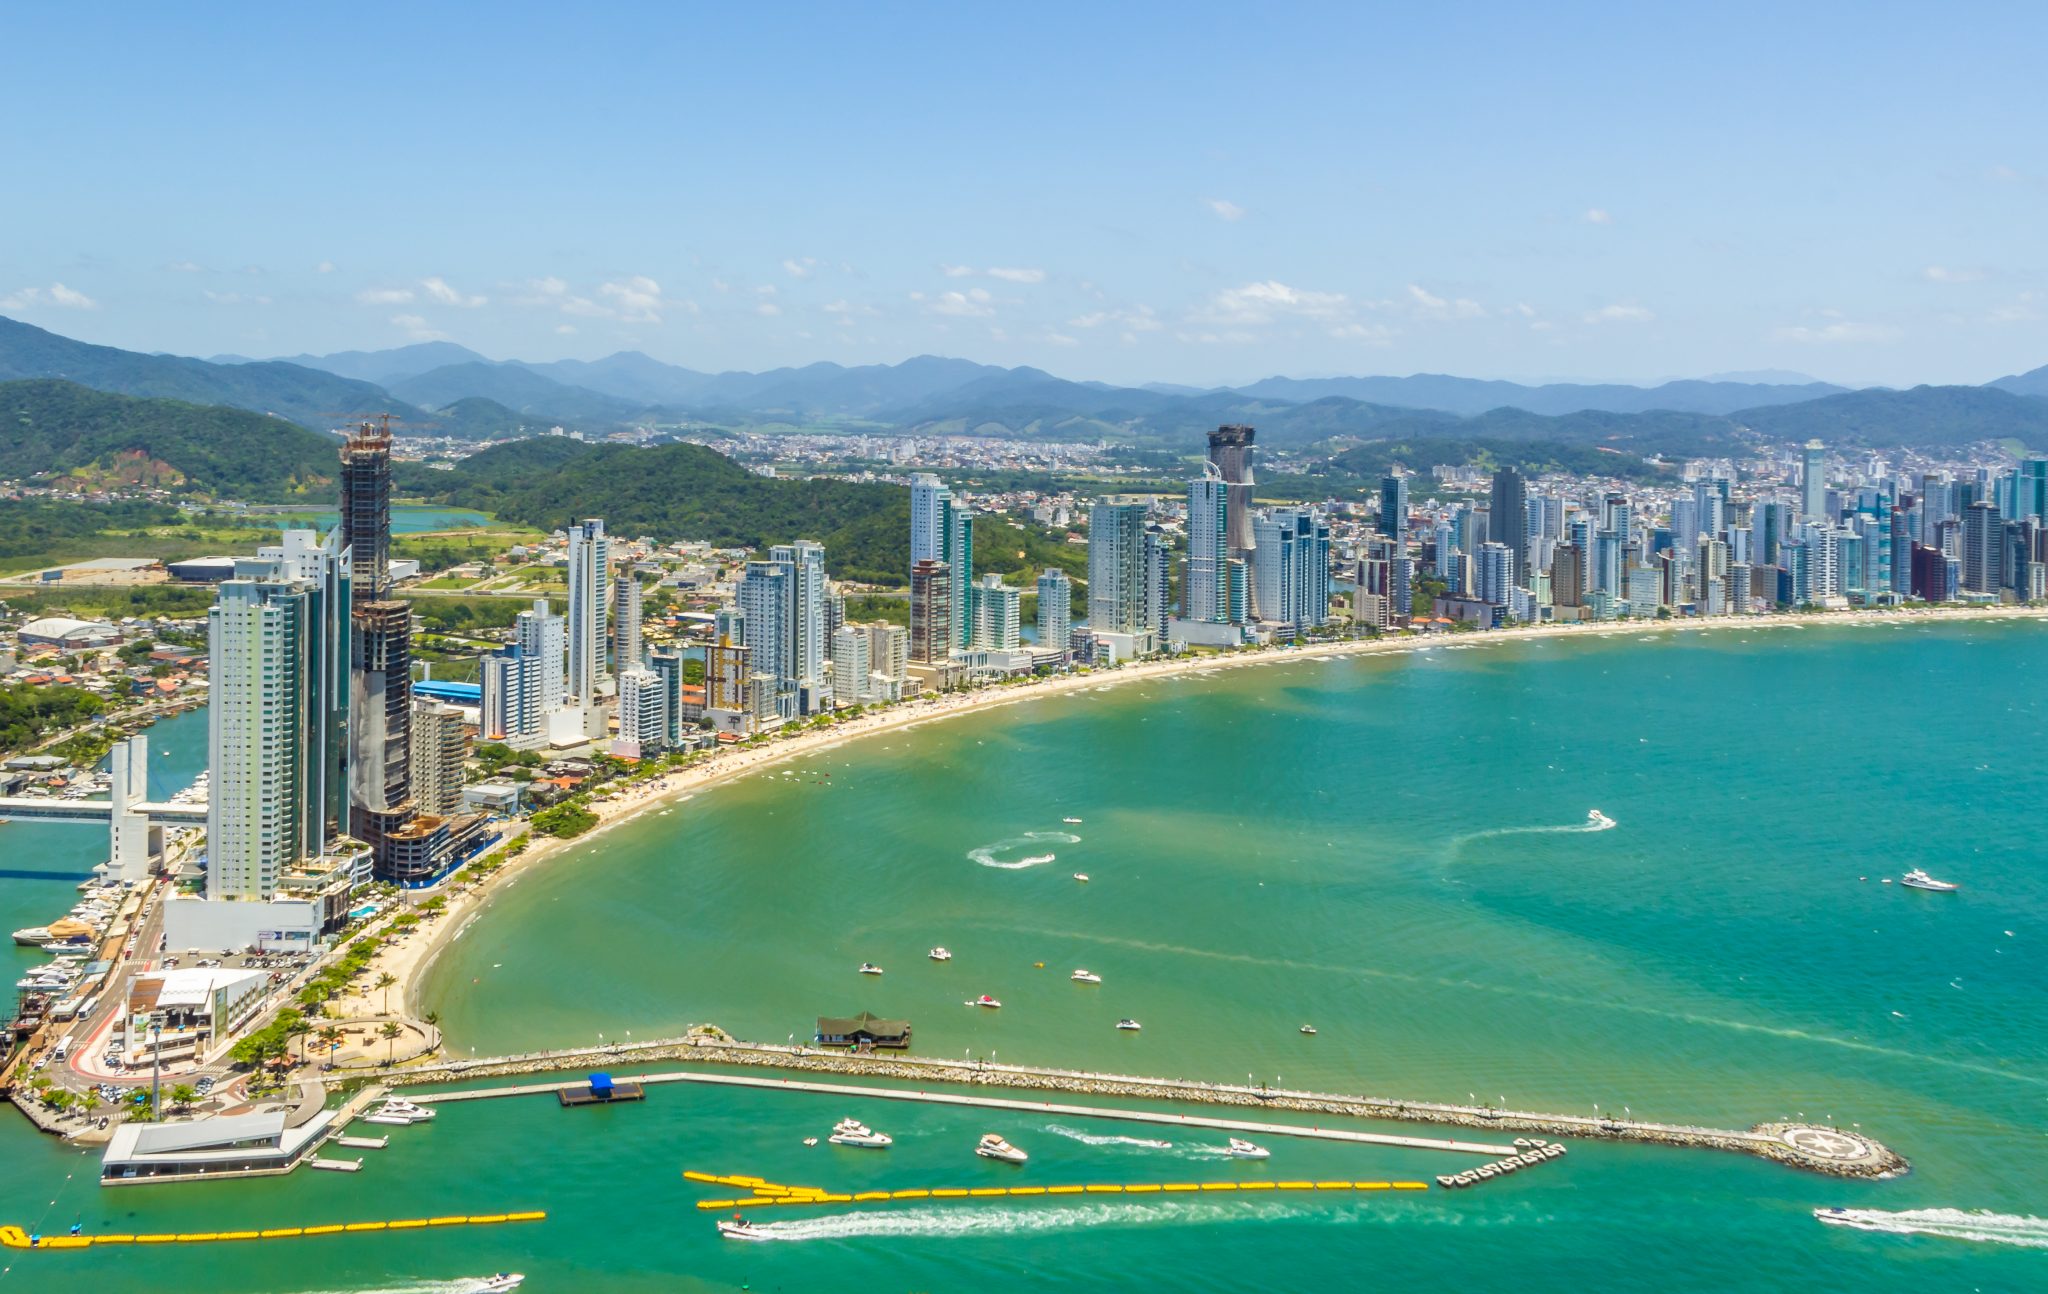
top-left (1771, 320), bottom-right (1901, 344)
top-left (987, 267), bottom-right (1046, 284)
top-left (1989, 165), bottom-right (2020, 181)
top-left (1174, 329), bottom-right (1260, 346)
top-left (1922, 265), bottom-right (1986, 284)
top-left (1069, 305), bottom-right (1162, 332)
top-left (1407, 284), bottom-right (1487, 320)
top-left (532, 276), bottom-right (569, 296)
top-left (917, 288), bottom-right (995, 317)
top-left (755, 302), bottom-right (782, 317)
top-left (166, 260), bottom-right (205, 273)
top-left (421, 276), bottom-right (486, 307)
top-left (1198, 280), bottom-right (1350, 324)
top-left (1205, 198), bottom-right (1246, 222)
top-left (939, 264), bottom-right (975, 278)
top-left (390, 313), bottom-right (445, 341)
top-left (204, 290), bottom-right (272, 306)
top-left (315, 261), bottom-right (336, 274)
top-left (1583, 303), bottom-right (1655, 324)
top-left (355, 287), bottom-right (415, 305)
top-left (782, 257), bottom-right (819, 279)
top-left (822, 300), bottom-right (879, 318)
top-left (554, 323), bottom-right (577, 335)
top-left (1045, 332), bottom-right (1079, 346)
top-left (599, 275), bottom-right (665, 323)
top-left (0, 282), bottom-right (99, 310)
top-left (1987, 292), bottom-right (2038, 324)
top-left (1583, 208), bottom-right (1613, 225)
top-left (1328, 322), bottom-right (1396, 344)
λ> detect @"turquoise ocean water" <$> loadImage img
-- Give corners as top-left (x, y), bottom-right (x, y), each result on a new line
top-left (2, 622), bottom-right (2043, 1290)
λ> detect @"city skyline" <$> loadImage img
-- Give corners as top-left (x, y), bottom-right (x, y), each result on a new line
top-left (4, 4), bottom-right (2047, 387)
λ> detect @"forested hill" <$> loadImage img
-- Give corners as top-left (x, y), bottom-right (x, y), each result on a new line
top-left (0, 379), bottom-right (340, 499)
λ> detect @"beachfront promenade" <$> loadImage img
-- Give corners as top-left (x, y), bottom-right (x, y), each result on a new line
top-left (335, 1030), bottom-right (1906, 1178)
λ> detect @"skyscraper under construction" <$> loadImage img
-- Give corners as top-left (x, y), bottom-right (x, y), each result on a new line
top-left (340, 418), bottom-right (418, 876)
top-left (1207, 424), bottom-right (1257, 615)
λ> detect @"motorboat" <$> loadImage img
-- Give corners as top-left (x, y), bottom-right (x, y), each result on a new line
top-left (829, 1118), bottom-right (894, 1148)
top-left (856, 962), bottom-right (884, 975)
top-left (13, 927), bottom-right (53, 946)
top-left (1900, 869), bottom-right (1958, 892)
top-left (1115, 1018), bottom-right (1142, 1031)
top-left (1070, 969), bottom-right (1101, 984)
top-left (1227, 1138), bottom-right (1270, 1160)
top-left (928, 947), bottom-right (952, 961)
top-left (1072, 873), bottom-right (1090, 883)
top-left (718, 1218), bottom-right (771, 1241)
top-left (966, 994), bottom-right (1002, 1008)
top-left (1299, 1025), bottom-right (1317, 1035)
top-left (361, 1097), bottom-right (436, 1125)
top-left (467, 1277), bottom-right (525, 1293)
top-left (1062, 817), bottom-right (1083, 824)
top-left (802, 1137), bottom-right (819, 1146)
top-left (975, 1133), bottom-right (1028, 1163)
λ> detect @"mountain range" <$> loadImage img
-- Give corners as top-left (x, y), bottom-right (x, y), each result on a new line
top-left (9, 315), bottom-right (2048, 461)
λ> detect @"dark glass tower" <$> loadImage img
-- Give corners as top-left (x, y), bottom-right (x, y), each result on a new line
top-left (340, 418), bottom-right (418, 875)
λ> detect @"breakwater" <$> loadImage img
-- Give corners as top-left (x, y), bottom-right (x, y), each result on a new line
top-left (342, 1030), bottom-right (1906, 1178)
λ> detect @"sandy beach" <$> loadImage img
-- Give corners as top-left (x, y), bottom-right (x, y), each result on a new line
top-left (382, 602), bottom-right (2048, 1026)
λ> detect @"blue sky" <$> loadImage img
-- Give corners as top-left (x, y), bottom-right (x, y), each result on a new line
top-left (2, 2), bottom-right (2043, 386)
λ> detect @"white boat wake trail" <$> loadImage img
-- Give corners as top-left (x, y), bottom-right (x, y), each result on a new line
top-left (271, 1283), bottom-right (483, 1294)
top-left (1816, 1207), bottom-right (2048, 1249)
top-left (727, 1199), bottom-right (1311, 1242)
top-left (1447, 812), bottom-right (1615, 859)
top-left (1043, 1122), bottom-right (1173, 1150)
top-left (968, 832), bottom-right (1080, 870)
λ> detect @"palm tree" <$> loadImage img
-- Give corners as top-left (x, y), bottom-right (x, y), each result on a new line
top-left (316, 1026), bottom-right (344, 1068)
top-left (80, 1091), bottom-right (101, 1120)
top-left (375, 972), bottom-right (398, 1016)
top-left (287, 1017), bottom-right (314, 1064)
top-left (168, 1083), bottom-right (198, 1112)
top-left (378, 1021), bottom-right (404, 1065)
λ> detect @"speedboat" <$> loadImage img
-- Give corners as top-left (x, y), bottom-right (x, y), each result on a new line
top-left (802, 1137), bottom-right (819, 1146)
top-left (1115, 1018), bottom-right (1142, 1031)
top-left (1227, 1138), bottom-right (1270, 1159)
top-left (1299, 1025), bottom-right (1317, 1035)
top-left (361, 1098), bottom-right (436, 1125)
top-left (975, 1133), bottom-right (1028, 1163)
top-left (717, 1218), bottom-right (771, 1241)
top-left (1072, 873), bottom-right (1090, 883)
top-left (829, 1119), bottom-right (893, 1148)
top-left (13, 927), bottom-right (53, 946)
top-left (1062, 817), bottom-right (1083, 824)
top-left (928, 947), bottom-right (952, 961)
top-left (857, 962), bottom-right (884, 975)
top-left (966, 994), bottom-right (1002, 1008)
top-left (467, 1276), bottom-right (524, 1292)
top-left (1070, 969), bottom-right (1101, 984)
top-left (1900, 869), bottom-right (1958, 892)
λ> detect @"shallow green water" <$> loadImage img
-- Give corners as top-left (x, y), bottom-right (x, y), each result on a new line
top-left (4, 623), bottom-right (2045, 1290)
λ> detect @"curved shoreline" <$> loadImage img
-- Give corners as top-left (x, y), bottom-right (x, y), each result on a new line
top-left (396, 603), bottom-right (2048, 1025)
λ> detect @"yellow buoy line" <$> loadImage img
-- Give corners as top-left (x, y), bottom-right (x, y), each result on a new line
top-left (684, 1169), bottom-right (1426, 1210)
top-left (0, 1211), bottom-right (545, 1251)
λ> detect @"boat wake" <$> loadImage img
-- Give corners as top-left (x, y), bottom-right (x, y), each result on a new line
top-left (722, 1199), bottom-right (1309, 1242)
top-left (268, 1283), bottom-right (486, 1294)
top-left (1447, 810), bottom-right (1615, 856)
top-left (1042, 1122), bottom-right (1173, 1150)
top-left (968, 832), bottom-right (1081, 870)
top-left (1815, 1207), bottom-right (2048, 1249)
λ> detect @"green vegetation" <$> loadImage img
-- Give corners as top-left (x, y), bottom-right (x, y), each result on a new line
top-left (1, 583), bottom-right (220, 620)
top-left (532, 801), bottom-right (598, 838)
top-left (411, 593), bottom-right (551, 634)
top-left (0, 682), bottom-right (108, 754)
top-left (0, 379), bottom-right (342, 499)
top-left (228, 1008), bottom-right (307, 1068)
top-left (844, 593), bottom-right (909, 626)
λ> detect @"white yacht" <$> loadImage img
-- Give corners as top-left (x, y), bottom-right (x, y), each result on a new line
top-left (1116, 1018), bottom-right (1142, 1031)
top-left (966, 994), bottom-right (1002, 1009)
top-left (361, 1097), bottom-right (437, 1125)
top-left (975, 1133), bottom-right (1028, 1163)
top-left (1900, 869), bottom-right (1958, 892)
top-left (1299, 1025), bottom-right (1317, 1036)
top-left (928, 947), bottom-right (952, 961)
top-left (1070, 969), bottom-right (1102, 984)
top-left (1072, 873), bottom-right (1090, 883)
top-left (1227, 1138), bottom-right (1270, 1160)
top-left (856, 962), bottom-right (884, 975)
top-left (828, 1118), bottom-right (893, 1148)
top-left (467, 1277), bottom-right (525, 1293)
top-left (12, 927), bottom-right (53, 947)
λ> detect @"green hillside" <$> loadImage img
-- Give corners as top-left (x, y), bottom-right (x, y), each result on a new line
top-left (0, 379), bottom-right (340, 499)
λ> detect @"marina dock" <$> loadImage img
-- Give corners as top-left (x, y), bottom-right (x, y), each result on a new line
top-left (351, 1032), bottom-right (1906, 1177)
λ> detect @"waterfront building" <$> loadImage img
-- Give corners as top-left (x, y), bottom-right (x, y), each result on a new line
top-left (1142, 530), bottom-right (1173, 640)
top-left (1378, 472), bottom-right (1408, 539)
top-left (340, 421), bottom-right (416, 868)
top-left (705, 637), bottom-right (751, 715)
top-left (614, 666), bottom-right (668, 758)
top-left (909, 558), bottom-right (951, 663)
top-left (1253, 508), bottom-right (1331, 632)
top-left (649, 647), bottom-right (689, 746)
top-left (1087, 502), bottom-right (1147, 635)
top-left (1476, 541), bottom-right (1514, 608)
top-left (773, 541), bottom-right (830, 711)
top-left (409, 698), bottom-right (467, 817)
top-left (1489, 467), bottom-right (1529, 584)
top-left (1962, 500), bottom-right (2005, 595)
top-left (944, 505), bottom-right (974, 652)
top-left (515, 598), bottom-right (566, 717)
top-left (1552, 543), bottom-right (1584, 609)
top-left (1184, 465), bottom-right (1233, 623)
top-left (736, 557), bottom-right (796, 720)
top-left (566, 518), bottom-right (610, 702)
top-left (831, 624), bottom-right (872, 707)
top-left (970, 573), bottom-right (1022, 651)
top-left (612, 568), bottom-right (643, 673)
top-left (865, 621), bottom-right (909, 698)
top-left (910, 473), bottom-right (950, 566)
top-left (1036, 568), bottom-right (1072, 658)
top-left (1206, 424), bottom-right (1257, 559)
